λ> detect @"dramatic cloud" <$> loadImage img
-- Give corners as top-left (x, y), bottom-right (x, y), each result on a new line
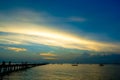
top-left (0, 26), bottom-right (120, 53)
top-left (5, 47), bottom-right (27, 52)
top-left (0, 10), bottom-right (120, 53)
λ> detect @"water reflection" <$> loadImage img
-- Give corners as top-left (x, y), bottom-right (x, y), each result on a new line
top-left (1, 64), bottom-right (120, 80)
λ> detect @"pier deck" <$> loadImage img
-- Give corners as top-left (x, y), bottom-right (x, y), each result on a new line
top-left (0, 61), bottom-right (48, 76)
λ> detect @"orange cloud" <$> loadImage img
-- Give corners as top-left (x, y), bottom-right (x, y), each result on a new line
top-left (40, 53), bottom-right (57, 57)
top-left (43, 57), bottom-right (57, 60)
top-left (5, 47), bottom-right (27, 52)
top-left (40, 53), bottom-right (58, 60)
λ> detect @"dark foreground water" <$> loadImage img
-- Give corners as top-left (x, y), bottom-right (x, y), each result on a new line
top-left (1, 64), bottom-right (120, 80)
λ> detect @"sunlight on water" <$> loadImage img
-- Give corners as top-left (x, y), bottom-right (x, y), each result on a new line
top-left (1, 64), bottom-right (120, 80)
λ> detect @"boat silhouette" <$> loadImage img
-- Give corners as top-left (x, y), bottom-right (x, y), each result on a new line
top-left (72, 64), bottom-right (78, 66)
top-left (99, 64), bottom-right (104, 66)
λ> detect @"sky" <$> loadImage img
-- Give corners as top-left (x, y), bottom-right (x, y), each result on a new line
top-left (0, 0), bottom-right (120, 63)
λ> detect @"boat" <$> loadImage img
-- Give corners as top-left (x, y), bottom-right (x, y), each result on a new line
top-left (99, 64), bottom-right (104, 66)
top-left (72, 64), bottom-right (78, 66)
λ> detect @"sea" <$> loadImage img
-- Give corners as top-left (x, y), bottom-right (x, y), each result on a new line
top-left (1, 64), bottom-right (120, 80)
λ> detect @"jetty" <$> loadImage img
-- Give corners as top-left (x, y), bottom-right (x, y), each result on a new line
top-left (0, 61), bottom-right (48, 76)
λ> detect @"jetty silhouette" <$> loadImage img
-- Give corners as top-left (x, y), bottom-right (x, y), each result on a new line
top-left (0, 61), bottom-right (48, 76)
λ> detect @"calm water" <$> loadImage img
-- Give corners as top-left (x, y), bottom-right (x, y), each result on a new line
top-left (1, 64), bottom-right (120, 80)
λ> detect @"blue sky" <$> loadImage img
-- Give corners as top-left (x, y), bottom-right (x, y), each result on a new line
top-left (0, 0), bottom-right (120, 63)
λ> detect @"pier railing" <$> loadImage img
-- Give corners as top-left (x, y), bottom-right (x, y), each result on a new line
top-left (0, 61), bottom-right (48, 75)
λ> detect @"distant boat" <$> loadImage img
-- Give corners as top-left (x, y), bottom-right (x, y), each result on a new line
top-left (72, 64), bottom-right (78, 66)
top-left (99, 64), bottom-right (104, 66)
